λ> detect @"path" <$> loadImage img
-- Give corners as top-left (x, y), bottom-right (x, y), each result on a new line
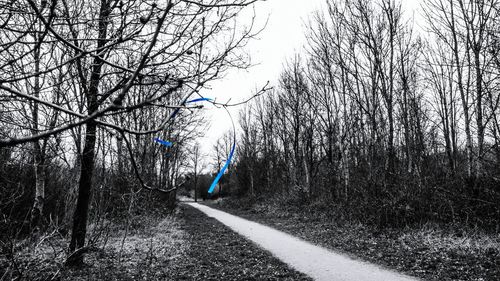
top-left (185, 202), bottom-right (419, 281)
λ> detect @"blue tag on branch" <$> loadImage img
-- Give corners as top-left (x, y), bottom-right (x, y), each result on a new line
top-left (153, 96), bottom-right (235, 196)
top-left (187, 97), bottom-right (213, 103)
top-left (207, 106), bottom-right (236, 194)
top-left (154, 138), bottom-right (173, 147)
top-left (207, 140), bottom-right (235, 194)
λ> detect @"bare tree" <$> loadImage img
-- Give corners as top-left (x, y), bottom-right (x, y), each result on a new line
top-left (226, 0), bottom-right (500, 229)
top-left (0, 0), bottom-right (263, 265)
top-left (190, 142), bottom-right (203, 202)
top-left (423, 0), bottom-right (500, 180)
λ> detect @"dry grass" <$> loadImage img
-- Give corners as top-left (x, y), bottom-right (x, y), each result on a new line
top-left (398, 224), bottom-right (500, 256)
top-left (62, 210), bottom-right (188, 280)
top-left (1, 210), bottom-right (187, 281)
top-left (212, 197), bottom-right (500, 281)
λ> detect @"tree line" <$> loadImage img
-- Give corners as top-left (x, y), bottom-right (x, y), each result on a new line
top-left (228, 0), bottom-right (500, 229)
top-left (0, 0), bottom-right (260, 269)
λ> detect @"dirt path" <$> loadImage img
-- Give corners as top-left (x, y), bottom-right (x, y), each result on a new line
top-left (186, 202), bottom-right (419, 281)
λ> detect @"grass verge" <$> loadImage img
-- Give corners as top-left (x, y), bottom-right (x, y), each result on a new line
top-left (207, 196), bottom-right (500, 281)
top-left (1, 202), bottom-right (312, 280)
top-left (172, 203), bottom-right (312, 280)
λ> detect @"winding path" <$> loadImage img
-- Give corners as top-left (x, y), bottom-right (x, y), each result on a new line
top-left (185, 202), bottom-right (419, 281)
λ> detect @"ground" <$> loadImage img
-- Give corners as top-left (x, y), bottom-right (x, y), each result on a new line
top-left (1, 203), bottom-right (310, 280)
top-left (173, 204), bottom-right (311, 280)
top-left (207, 197), bottom-right (500, 281)
top-left (4, 197), bottom-right (499, 280)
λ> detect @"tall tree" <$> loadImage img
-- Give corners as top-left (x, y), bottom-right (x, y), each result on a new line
top-left (0, 0), bottom-right (262, 264)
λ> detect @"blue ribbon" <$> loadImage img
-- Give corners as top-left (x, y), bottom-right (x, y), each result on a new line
top-left (208, 106), bottom-right (236, 194)
top-left (154, 138), bottom-right (172, 147)
top-left (154, 95), bottom-right (235, 195)
top-left (157, 97), bottom-right (213, 146)
top-left (155, 98), bottom-right (201, 146)
top-left (208, 136), bottom-right (235, 194)
top-left (187, 97), bottom-right (213, 103)
top-left (167, 97), bottom-right (212, 122)
top-left (168, 108), bottom-right (181, 120)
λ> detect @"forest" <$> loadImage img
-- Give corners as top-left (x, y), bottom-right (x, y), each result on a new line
top-left (0, 0), bottom-right (262, 278)
top-left (1, 0), bottom-right (500, 280)
top-left (219, 0), bottom-right (500, 230)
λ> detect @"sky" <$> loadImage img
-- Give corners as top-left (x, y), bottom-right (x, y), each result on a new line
top-left (196, 0), bottom-right (422, 157)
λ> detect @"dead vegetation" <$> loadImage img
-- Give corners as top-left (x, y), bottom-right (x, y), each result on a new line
top-left (1, 208), bottom-right (187, 281)
top-left (212, 197), bottom-right (500, 281)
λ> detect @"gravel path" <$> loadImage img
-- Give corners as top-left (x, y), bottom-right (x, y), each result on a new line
top-left (177, 203), bottom-right (311, 280)
top-left (187, 202), bottom-right (419, 281)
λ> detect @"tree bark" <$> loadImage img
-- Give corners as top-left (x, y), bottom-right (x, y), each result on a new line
top-left (68, 0), bottom-right (109, 265)
top-left (69, 121), bottom-right (97, 255)
top-left (449, 1), bottom-right (474, 179)
top-left (194, 148), bottom-right (198, 202)
top-left (31, 35), bottom-right (45, 229)
top-left (31, 144), bottom-right (45, 228)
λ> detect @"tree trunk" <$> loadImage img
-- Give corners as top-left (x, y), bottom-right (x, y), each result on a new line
top-left (69, 121), bottom-right (97, 255)
top-left (474, 49), bottom-right (484, 178)
top-left (30, 35), bottom-right (45, 229)
top-left (117, 136), bottom-right (123, 175)
top-left (194, 166), bottom-right (198, 202)
top-left (301, 144), bottom-right (310, 197)
top-left (31, 146), bottom-right (45, 229)
top-left (249, 164), bottom-right (255, 197)
top-left (450, 2), bottom-right (474, 179)
top-left (68, 0), bottom-right (108, 265)
top-left (387, 103), bottom-right (395, 177)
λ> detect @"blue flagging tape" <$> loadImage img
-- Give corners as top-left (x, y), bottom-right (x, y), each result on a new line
top-left (187, 97), bottom-right (213, 103)
top-left (154, 138), bottom-right (173, 147)
top-left (167, 97), bottom-right (212, 122)
top-left (207, 106), bottom-right (236, 194)
top-left (157, 97), bottom-right (212, 147)
top-left (155, 98), bottom-right (194, 147)
top-left (168, 107), bottom-right (181, 120)
top-left (154, 95), bottom-right (235, 195)
top-left (208, 138), bottom-right (235, 194)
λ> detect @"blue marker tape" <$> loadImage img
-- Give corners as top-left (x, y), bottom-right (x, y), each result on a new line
top-left (208, 107), bottom-right (236, 194)
top-left (167, 97), bottom-right (211, 122)
top-left (154, 95), bottom-right (235, 196)
top-left (187, 97), bottom-right (213, 103)
top-left (154, 138), bottom-right (172, 147)
top-left (156, 97), bottom-right (212, 146)
top-left (168, 108), bottom-right (182, 120)
top-left (208, 140), bottom-right (235, 194)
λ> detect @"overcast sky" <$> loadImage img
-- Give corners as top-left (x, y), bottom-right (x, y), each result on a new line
top-left (196, 0), bottom-right (422, 157)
